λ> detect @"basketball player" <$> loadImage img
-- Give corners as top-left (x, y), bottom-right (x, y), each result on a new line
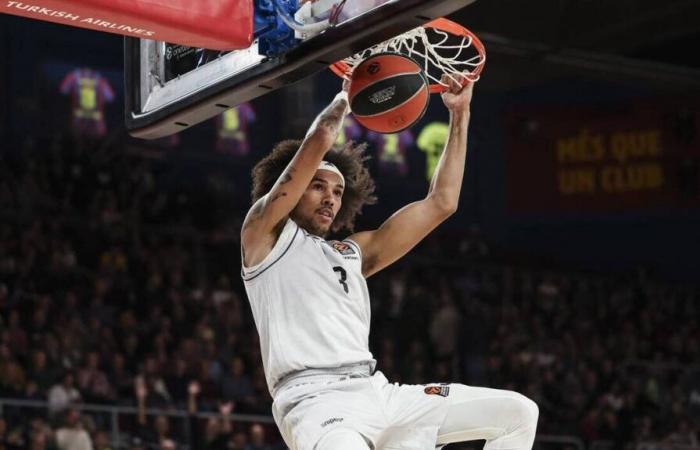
top-left (240, 76), bottom-right (539, 450)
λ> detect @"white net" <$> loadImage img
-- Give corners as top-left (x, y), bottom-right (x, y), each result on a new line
top-left (337, 23), bottom-right (486, 89)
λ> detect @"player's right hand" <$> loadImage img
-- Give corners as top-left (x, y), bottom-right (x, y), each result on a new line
top-left (440, 73), bottom-right (473, 113)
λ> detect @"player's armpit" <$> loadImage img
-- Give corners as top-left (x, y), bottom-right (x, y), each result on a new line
top-left (241, 199), bottom-right (289, 267)
top-left (348, 197), bottom-right (454, 277)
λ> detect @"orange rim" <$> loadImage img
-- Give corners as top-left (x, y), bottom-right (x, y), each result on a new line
top-left (330, 18), bottom-right (486, 94)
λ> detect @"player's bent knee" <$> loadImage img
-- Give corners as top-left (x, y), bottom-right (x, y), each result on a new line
top-left (513, 393), bottom-right (539, 428)
top-left (315, 428), bottom-right (370, 450)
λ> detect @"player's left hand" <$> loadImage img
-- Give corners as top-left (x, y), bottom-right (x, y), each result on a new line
top-left (440, 73), bottom-right (473, 113)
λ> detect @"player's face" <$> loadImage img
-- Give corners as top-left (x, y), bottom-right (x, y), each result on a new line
top-left (291, 170), bottom-right (344, 236)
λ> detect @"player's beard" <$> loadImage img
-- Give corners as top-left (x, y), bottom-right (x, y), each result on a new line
top-left (291, 203), bottom-right (334, 238)
top-left (296, 214), bottom-right (330, 238)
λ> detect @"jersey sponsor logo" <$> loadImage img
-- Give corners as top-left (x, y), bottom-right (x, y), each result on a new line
top-left (424, 385), bottom-right (450, 397)
top-left (321, 417), bottom-right (344, 427)
top-left (331, 241), bottom-right (356, 255)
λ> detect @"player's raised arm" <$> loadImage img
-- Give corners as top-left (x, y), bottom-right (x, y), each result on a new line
top-left (242, 87), bottom-right (350, 267)
top-left (349, 76), bottom-right (473, 277)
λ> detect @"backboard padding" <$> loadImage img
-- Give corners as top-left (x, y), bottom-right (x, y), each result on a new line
top-left (125, 0), bottom-right (477, 139)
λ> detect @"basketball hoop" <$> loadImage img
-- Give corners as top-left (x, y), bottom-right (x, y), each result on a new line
top-left (331, 18), bottom-right (486, 93)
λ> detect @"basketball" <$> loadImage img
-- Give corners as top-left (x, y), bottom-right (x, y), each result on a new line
top-left (348, 53), bottom-right (430, 134)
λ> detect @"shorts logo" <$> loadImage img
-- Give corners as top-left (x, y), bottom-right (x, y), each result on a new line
top-left (321, 417), bottom-right (344, 427)
top-left (332, 242), bottom-right (355, 255)
top-left (424, 385), bottom-right (450, 397)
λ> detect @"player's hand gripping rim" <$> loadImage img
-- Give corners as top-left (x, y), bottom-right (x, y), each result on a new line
top-left (440, 73), bottom-right (474, 113)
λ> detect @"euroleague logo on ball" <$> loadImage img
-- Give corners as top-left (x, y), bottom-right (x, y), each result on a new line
top-left (367, 62), bottom-right (381, 75)
top-left (349, 54), bottom-right (429, 133)
top-left (369, 86), bottom-right (396, 104)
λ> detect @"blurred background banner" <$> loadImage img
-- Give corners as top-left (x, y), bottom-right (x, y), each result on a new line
top-left (506, 97), bottom-right (700, 215)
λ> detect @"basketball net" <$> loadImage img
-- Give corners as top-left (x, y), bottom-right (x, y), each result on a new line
top-left (332, 19), bottom-right (486, 93)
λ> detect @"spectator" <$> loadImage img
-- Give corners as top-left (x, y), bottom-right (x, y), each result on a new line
top-left (77, 351), bottom-right (113, 403)
top-left (27, 418), bottom-right (53, 450)
top-left (24, 380), bottom-right (45, 402)
top-left (141, 357), bottom-right (171, 408)
top-left (428, 286), bottom-right (462, 361)
top-left (135, 376), bottom-right (176, 448)
top-left (48, 371), bottom-right (81, 416)
top-left (92, 431), bottom-right (114, 450)
top-left (244, 424), bottom-right (270, 450)
top-left (165, 358), bottom-right (190, 406)
top-left (221, 357), bottom-right (254, 408)
top-left (28, 350), bottom-right (56, 393)
top-left (0, 418), bottom-right (17, 450)
top-left (230, 432), bottom-right (249, 450)
top-left (459, 224), bottom-right (489, 258)
top-left (0, 359), bottom-right (25, 399)
top-left (108, 353), bottom-right (133, 401)
top-left (127, 436), bottom-right (145, 450)
top-left (664, 420), bottom-right (698, 446)
top-left (202, 403), bottom-right (234, 450)
top-left (159, 438), bottom-right (176, 450)
top-left (6, 311), bottom-right (28, 356)
top-left (55, 408), bottom-right (93, 450)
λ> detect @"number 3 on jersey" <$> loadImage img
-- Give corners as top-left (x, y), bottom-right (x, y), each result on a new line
top-left (333, 266), bottom-right (349, 294)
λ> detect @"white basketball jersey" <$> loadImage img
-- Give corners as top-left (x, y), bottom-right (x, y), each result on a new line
top-left (242, 218), bottom-right (376, 394)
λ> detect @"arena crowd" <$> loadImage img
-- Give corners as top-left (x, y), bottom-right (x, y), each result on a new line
top-left (0, 136), bottom-right (698, 449)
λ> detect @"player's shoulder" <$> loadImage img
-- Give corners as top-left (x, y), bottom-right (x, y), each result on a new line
top-left (241, 218), bottom-right (301, 281)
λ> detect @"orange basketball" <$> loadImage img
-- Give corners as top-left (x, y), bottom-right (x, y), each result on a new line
top-left (348, 53), bottom-right (429, 134)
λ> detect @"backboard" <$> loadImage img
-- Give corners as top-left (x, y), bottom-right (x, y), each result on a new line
top-left (125, 0), bottom-right (477, 139)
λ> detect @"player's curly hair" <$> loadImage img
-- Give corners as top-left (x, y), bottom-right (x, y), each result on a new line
top-left (251, 140), bottom-right (377, 233)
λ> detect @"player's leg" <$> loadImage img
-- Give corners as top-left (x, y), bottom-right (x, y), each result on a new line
top-left (436, 385), bottom-right (539, 450)
top-left (315, 428), bottom-right (371, 450)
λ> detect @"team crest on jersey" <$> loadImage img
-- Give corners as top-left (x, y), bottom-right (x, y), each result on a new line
top-left (424, 385), bottom-right (450, 397)
top-left (331, 241), bottom-right (355, 255)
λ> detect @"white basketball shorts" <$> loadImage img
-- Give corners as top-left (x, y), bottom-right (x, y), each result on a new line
top-left (272, 370), bottom-right (452, 450)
